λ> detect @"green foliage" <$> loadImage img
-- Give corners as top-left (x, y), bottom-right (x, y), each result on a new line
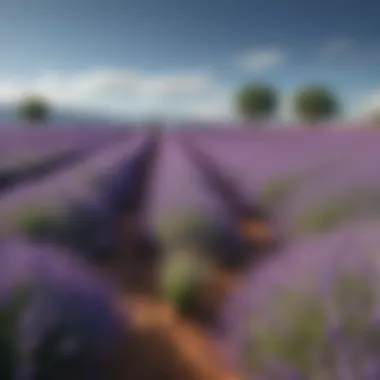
top-left (160, 252), bottom-right (208, 315)
top-left (244, 272), bottom-right (378, 377)
top-left (294, 85), bottom-right (339, 123)
top-left (156, 210), bottom-right (215, 249)
top-left (295, 198), bottom-right (356, 235)
top-left (259, 175), bottom-right (304, 211)
top-left (163, 273), bottom-right (201, 316)
top-left (9, 201), bottom-right (105, 258)
top-left (294, 189), bottom-right (380, 235)
top-left (257, 158), bottom-right (348, 212)
top-left (235, 83), bottom-right (278, 121)
top-left (332, 273), bottom-right (376, 335)
top-left (18, 212), bottom-right (57, 239)
top-left (18, 95), bottom-right (50, 124)
top-left (245, 291), bottom-right (331, 375)
top-left (10, 205), bottom-right (62, 241)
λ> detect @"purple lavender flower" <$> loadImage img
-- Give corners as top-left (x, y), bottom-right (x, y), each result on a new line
top-left (0, 238), bottom-right (125, 380)
top-left (8, 199), bottom-right (115, 264)
top-left (219, 221), bottom-right (380, 379)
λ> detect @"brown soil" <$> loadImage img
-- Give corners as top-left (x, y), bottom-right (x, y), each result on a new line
top-left (109, 233), bottom-right (160, 296)
top-left (113, 294), bottom-right (242, 380)
top-left (102, 137), bottom-right (278, 379)
top-left (105, 214), bottom-right (245, 380)
top-left (183, 266), bottom-right (243, 326)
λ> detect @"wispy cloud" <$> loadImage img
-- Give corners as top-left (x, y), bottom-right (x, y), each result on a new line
top-left (0, 68), bottom-right (232, 120)
top-left (236, 48), bottom-right (286, 72)
top-left (0, 68), bottom-right (220, 102)
top-left (317, 37), bottom-right (355, 61)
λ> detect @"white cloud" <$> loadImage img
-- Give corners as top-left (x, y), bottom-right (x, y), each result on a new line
top-left (0, 67), bottom-right (307, 122)
top-left (0, 68), bottom-right (230, 120)
top-left (178, 93), bottom-right (234, 121)
top-left (0, 69), bottom-right (220, 101)
top-left (355, 89), bottom-right (380, 120)
top-left (237, 48), bottom-right (286, 72)
top-left (318, 38), bottom-right (355, 61)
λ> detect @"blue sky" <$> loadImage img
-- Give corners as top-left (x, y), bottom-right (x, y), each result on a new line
top-left (1, 0), bottom-right (380, 122)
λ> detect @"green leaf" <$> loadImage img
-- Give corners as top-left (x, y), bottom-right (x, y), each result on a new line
top-left (332, 273), bottom-right (376, 335)
top-left (18, 95), bottom-right (50, 124)
top-left (258, 158), bottom-right (350, 212)
top-left (157, 210), bottom-right (213, 249)
top-left (259, 175), bottom-right (302, 210)
top-left (161, 253), bottom-right (206, 315)
top-left (294, 189), bottom-right (380, 235)
top-left (235, 83), bottom-right (277, 121)
top-left (245, 291), bottom-right (330, 375)
top-left (10, 204), bottom-right (61, 240)
top-left (294, 85), bottom-right (339, 123)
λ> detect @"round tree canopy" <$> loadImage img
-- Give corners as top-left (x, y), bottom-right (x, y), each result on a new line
top-left (235, 83), bottom-right (277, 121)
top-left (294, 85), bottom-right (339, 123)
top-left (18, 95), bottom-right (50, 124)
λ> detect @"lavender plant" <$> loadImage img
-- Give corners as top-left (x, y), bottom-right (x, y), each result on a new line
top-left (10, 200), bottom-right (114, 263)
top-left (220, 222), bottom-right (380, 379)
top-left (258, 174), bottom-right (304, 212)
top-left (294, 188), bottom-right (380, 235)
top-left (156, 210), bottom-right (216, 250)
top-left (0, 239), bottom-right (125, 380)
top-left (160, 249), bottom-right (209, 316)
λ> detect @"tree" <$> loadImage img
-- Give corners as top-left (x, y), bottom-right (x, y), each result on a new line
top-left (235, 83), bottom-right (278, 121)
top-left (18, 95), bottom-right (50, 124)
top-left (294, 85), bottom-right (339, 123)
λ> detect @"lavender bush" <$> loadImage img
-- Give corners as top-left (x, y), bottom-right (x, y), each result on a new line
top-left (156, 210), bottom-right (217, 250)
top-left (9, 200), bottom-right (114, 263)
top-left (160, 248), bottom-right (210, 316)
top-left (256, 160), bottom-right (342, 214)
top-left (0, 238), bottom-right (125, 380)
top-left (293, 188), bottom-right (380, 235)
top-left (219, 221), bottom-right (380, 379)
top-left (0, 137), bottom-right (145, 226)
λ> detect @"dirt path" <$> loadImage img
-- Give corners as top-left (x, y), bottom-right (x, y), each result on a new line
top-left (105, 133), bottom-right (244, 379)
top-left (107, 237), bottom-right (245, 380)
top-left (113, 293), bottom-right (242, 380)
top-left (104, 225), bottom-right (244, 380)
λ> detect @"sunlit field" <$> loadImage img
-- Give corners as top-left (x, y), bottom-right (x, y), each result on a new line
top-left (1, 127), bottom-right (380, 379)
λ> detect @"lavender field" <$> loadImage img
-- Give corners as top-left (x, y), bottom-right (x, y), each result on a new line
top-left (1, 128), bottom-right (380, 380)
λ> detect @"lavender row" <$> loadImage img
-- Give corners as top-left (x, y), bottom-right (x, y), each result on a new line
top-left (186, 130), bottom-right (378, 198)
top-left (0, 130), bottom-right (130, 172)
top-left (218, 220), bottom-right (380, 379)
top-left (145, 134), bottom-right (232, 248)
top-left (0, 134), bottom-right (146, 237)
top-left (0, 237), bottom-right (125, 380)
top-left (184, 131), bottom-right (380, 236)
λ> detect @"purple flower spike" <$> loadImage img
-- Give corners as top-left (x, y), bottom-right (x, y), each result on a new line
top-left (0, 238), bottom-right (126, 380)
top-left (218, 221), bottom-right (380, 379)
